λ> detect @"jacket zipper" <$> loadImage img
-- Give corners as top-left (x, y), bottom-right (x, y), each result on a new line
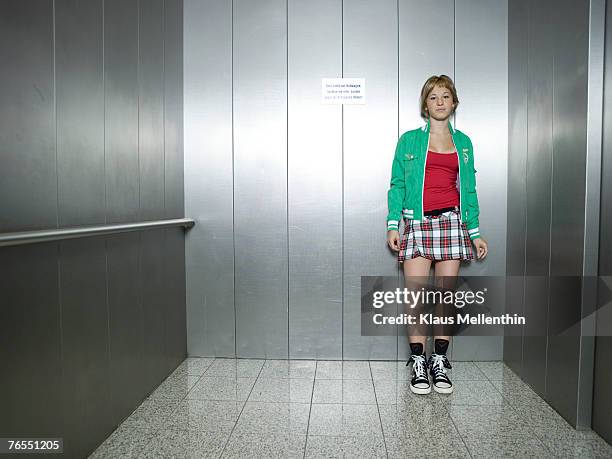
top-left (421, 132), bottom-right (430, 221)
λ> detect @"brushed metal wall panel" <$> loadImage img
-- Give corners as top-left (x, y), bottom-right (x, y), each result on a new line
top-left (105, 0), bottom-right (140, 223)
top-left (141, 229), bottom-right (168, 392)
top-left (398, 0), bottom-right (453, 132)
top-left (453, 0), bottom-right (508, 360)
top-left (396, 0), bottom-right (454, 361)
top-left (164, 227), bottom-right (187, 369)
top-left (139, 0), bottom-right (165, 221)
top-left (107, 232), bottom-right (144, 426)
top-left (504, 0), bottom-right (528, 375)
top-left (0, 0), bottom-right (56, 232)
top-left (287, 0), bottom-right (343, 359)
top-left (233, 0), bottom-right (288, 358)
top-left (59, 237), bottom-right (113, 457)
top-left (56, 0), bottom-right (106, 226)
top-left (546, 0), bottom-right (589, 425)
top-left (343, 0), bottom-right (398, 360)
top-left (183, 0), bottom-right (235, 357)
top-left (164, 0), bottom-right (184, 219)
top-left (0, 243), bottom-right (61, 437)
top-left (593, 0), bottom-right (612, 444)
top-left (522, 0), bottom-right (553, 395)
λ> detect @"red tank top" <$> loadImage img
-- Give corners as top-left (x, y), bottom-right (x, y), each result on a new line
top-left (423, 150), bottom-right (460, 212)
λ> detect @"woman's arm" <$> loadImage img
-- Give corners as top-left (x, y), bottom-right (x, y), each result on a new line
top-left (387, 134), bottom-right (406, 232)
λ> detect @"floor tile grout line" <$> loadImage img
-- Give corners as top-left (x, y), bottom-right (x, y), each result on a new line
top-left (131, 357), bottom-right (219, 458)
top-left (217, 358), bottom-right (266, 458)
top-left (302, 360), bottom-right (317, 459)
top-left (369, 361), bottom-right (390, 459)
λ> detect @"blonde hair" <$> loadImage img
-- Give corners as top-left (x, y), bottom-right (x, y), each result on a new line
top-left (419, 75), bottom-right (459, 120)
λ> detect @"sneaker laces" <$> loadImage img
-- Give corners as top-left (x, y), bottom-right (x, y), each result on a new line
top-left (408, 354), bottom-right (428, 380)
top-left (429, 353), bottom-right (452, 380)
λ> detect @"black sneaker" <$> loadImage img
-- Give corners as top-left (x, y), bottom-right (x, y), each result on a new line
top-left (428, 353), bottom-right (453, 394)
top-left (406, 354), bottom-right (431, 394)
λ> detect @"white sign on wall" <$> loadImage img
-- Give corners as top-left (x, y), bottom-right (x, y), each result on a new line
top-left (321, 78), bottom-right (366, 104)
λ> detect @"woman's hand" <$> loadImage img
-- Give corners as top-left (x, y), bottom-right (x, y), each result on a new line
top-left (387, 230), bottom-right (401, 252)
top-left (473, 237), bottom-right (488, 259)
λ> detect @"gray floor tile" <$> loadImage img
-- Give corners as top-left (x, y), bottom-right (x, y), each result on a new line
top-left (490, 378), bottom-right (551, 407)
top-left (315, 361), bottom-right (344, 380)
top-left (386, 430), bottom-right (471, 458)
top-left (173, 357), bottom-right (215, 377)
top-left (313, 377), bottom-right (378, 404)
top-left (259, 359), bottom-right (316, 379)
top-left (447, 361), bottom-right (487, 381)
top-left (119, 398), bottom-right (180, 431)
top-left (513, 400), bottom-right (574, 430)
top-left (312, 379), bottom-right (343, 403)
top-left (373, 379), bottom-right (445, 406)
top-left (148, 373), bottom-right (201, 401)
top-left (438, 379), bottom-right (505, 406)
top-left (337, 361), bottom-right (373, 379)
top-left (532, 426), bottom-right (612, 457)
top-left (473, 361), bottom-right (522, 382)
top-left (461, 432), bottom-right (549, 458)
top-left (540, 437), bottom-right (612, 458)
top-left (140, 424), bottom-right (232, 458)
top-left (305, 434), bottom-right (386, 458)
top-left (221, 431), bottom-right (306, 459)
top-left (232, 401), bottom-right (310, 435)
top-left (446, 404), bottom-right (534, 437)
top-left (203, 358), bottom-right (265, 378)
top-left (340, 379), bottom-right (377, 404)
top-left (186, 376), bottom-right (256, 402)
top-left (307, 403), bottom-right (383, 437)
top-left (378, 403), bottom-right (456, 437)
top-left (369, 360), bottom-right (412, 381)
top-left (88, 425), bottom-right (156, 459)
top-left (164, 399), bottom-right (243, 431)
top-left (315, 360), bottom-right (374, 380)
top-left (248, 377), bottom-right (314, 403)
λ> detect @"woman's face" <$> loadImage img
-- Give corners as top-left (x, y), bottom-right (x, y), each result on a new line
top-left (425, 85), bottom-right (455, 120)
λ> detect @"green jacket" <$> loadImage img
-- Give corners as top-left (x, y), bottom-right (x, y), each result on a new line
top-left (386, 118), bottom-right (481, 240)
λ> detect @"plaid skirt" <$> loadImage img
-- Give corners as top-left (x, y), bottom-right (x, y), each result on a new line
top-left (398, 208), bottom-right (475, 262)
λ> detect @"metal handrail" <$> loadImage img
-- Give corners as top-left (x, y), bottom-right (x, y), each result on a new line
top-left (0, 218), bottom-right (195, 247)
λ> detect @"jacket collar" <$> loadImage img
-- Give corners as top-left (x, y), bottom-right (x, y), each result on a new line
top-left (421, 117), bottom-right (456, 135)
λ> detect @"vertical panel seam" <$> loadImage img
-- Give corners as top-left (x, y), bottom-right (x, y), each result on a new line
top-left (341, 0), bottom-right (344, 360)
top-left (545, 16), bottom-right (554, 397)
top-left (54, 0), bottom-right (59, 228)
top-left (104, 0), bottom-right (107, 224)
top-left (521, 0), bottom-right (530, 381)
top-left (163, 0), bottom-right (167, 218)
top-left (286, 0), bottom-right (290, 358)
top-left (137, 0), bottom-right (141, 219)
top-left (232, 0), bottom-right (237, 357)
top-left (53, 0), bottom-right (65, 431)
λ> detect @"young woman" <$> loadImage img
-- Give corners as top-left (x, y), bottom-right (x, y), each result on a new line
top-left (386, 75), bottom-right (488, 395)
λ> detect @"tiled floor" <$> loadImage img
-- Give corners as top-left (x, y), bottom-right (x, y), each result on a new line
top-left (90, 358), bottom-right (612, 458)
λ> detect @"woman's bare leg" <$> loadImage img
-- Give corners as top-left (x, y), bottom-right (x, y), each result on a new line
top-left (402, 256), bottom-right (432, 348)
top-left (433, 260), bottom-right (460, 342)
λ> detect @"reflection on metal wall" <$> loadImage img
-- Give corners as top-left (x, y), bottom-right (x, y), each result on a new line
top-left (453, 0), bottom-right (508, 360)
top-left (0, 1), bottom-right (186, 456)
top-left (507, 0), bottom-right (599, 429)
top-left (287, 0), bottom-right (343, 359)
top-left (185, 0), bottom-right (508, 360)
top-left (505, 0), bottom-right (528, 375)
top-left (593, 0), bottom-right (612, 445)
